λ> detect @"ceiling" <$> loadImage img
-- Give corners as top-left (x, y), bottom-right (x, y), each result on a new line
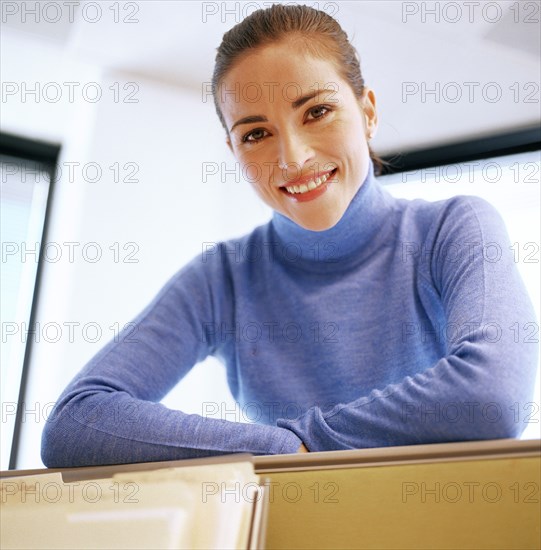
top-left (2, 0), bottom-right (540, 153)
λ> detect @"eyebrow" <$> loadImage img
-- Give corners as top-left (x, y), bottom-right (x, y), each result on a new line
top-left (229, 88), bottom-right (336, 134)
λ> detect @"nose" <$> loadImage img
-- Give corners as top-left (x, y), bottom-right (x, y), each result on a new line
top-left (277, 130), bottom-right (315, 182)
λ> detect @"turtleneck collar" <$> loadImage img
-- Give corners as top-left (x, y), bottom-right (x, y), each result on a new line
top-left (270, 160), bottom-right (396, 270)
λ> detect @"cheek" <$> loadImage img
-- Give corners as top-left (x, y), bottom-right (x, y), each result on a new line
top-left (339, 124), bottom-right (365, 148)
top-left (244, 163), bottom-right (263, 184)
top-left (239, 151), bottom-right (279, 189)
top-left (235, 149), bottom-right (266, 186)
top-left (331, 114), bottom-right (366, 141)
top-left (249, 180), bottom-right (276, 210)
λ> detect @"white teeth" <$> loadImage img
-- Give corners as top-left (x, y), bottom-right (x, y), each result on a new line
top-left (285, 170), bottom-right (333, 194)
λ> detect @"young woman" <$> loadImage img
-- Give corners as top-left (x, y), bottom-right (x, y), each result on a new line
top-left (42, 5), bottom-right (537, 467)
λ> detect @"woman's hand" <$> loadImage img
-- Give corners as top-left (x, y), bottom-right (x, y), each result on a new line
top-left (297, 443), bottom-right (309, 453)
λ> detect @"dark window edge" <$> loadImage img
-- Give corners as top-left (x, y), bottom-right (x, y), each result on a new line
top-left (0, 132), bottom-right (60, 168)
top-left (378, 125), bottom-right (541, 175)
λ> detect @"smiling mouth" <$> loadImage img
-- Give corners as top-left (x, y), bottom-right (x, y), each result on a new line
top-left (280, 168), bottom-right (337, 196)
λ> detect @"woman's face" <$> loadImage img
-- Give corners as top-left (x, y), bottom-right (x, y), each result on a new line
top-left (220, 39), bottom-right (377, 231)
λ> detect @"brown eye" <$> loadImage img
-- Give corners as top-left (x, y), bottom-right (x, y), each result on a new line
top-left (243, 128), bottom-right (268, 143)
top-left (307, 105), bottom-right (331, 120)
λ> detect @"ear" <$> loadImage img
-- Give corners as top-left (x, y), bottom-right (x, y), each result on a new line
top-left (226, 135), bottom-right (234, 155)
top-left (359, 88), bottom-right (378, 139)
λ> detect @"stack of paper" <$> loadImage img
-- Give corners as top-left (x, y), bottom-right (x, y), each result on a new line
top-left (1, 460), bottom-right (266, 549)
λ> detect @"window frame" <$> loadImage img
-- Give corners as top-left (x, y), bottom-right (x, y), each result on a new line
top-left (1, 132), bottom-right (60, 469)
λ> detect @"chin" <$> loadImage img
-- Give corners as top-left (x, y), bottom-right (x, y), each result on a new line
top-left (294, 211), bottom-right (344, 232)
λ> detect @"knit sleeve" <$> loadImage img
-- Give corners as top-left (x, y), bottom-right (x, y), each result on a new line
top-left (277, 196), bottom-right (539, 450)
top-left (41, 249), bottom-right (302, 467)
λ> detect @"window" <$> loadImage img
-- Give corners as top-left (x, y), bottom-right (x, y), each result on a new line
top-left (0, 135), bottom-right (58, 470)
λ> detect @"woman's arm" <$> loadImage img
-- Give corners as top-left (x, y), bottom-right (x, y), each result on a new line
top-left (277, 196), bottom-right (539, 451)
top-left (41, 253), bottom-right (302, 467)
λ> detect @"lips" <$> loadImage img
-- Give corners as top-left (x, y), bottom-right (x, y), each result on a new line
top-left (280, 168), bottom-right (337, 202)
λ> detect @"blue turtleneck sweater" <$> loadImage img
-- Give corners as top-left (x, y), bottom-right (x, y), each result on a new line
top-left (41, 163), bottom-right (538, 467)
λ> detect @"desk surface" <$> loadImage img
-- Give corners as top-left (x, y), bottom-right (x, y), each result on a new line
top-left (1, 438), bottom-right (539, 480)
top-left (2, 438), bottom-right (540, 550)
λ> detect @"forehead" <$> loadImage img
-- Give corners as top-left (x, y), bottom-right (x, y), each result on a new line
top-left (218, 41), bottom-right (346, 117)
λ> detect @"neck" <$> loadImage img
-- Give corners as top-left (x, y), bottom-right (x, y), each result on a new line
top-left (270, 161), bottom-right (394, 269)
